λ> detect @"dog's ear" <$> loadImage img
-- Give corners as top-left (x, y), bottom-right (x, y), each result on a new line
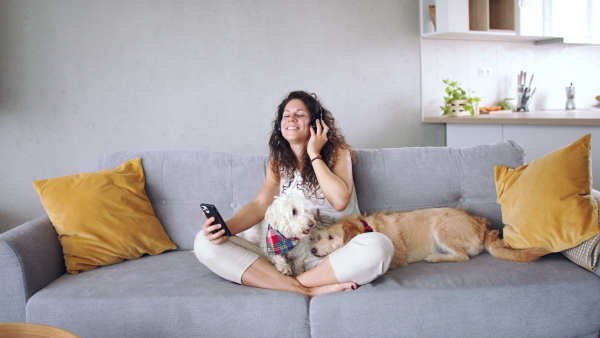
top-left (342, 223), bottom-right (361, 244)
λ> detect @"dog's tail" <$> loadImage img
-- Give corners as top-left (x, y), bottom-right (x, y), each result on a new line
top-left (484, 229), bottom-right (548, 263)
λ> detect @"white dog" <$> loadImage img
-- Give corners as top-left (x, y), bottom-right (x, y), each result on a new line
top-left (238, 192), bottom-right (315, 276)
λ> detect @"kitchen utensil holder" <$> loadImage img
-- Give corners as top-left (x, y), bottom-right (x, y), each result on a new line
top-left (517, 88), bottom-right (530, 112)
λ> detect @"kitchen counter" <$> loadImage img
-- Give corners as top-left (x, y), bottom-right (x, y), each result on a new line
top-left (423, 110), bottom-right (600, 125)
top-left (424, 109), bottom-right (600, 189)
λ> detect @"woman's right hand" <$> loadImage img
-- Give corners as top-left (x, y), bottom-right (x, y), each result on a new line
top-left (202, 217), bottom-right (229, 245)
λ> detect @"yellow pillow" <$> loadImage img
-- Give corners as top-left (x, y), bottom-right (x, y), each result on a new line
top-left (494, 134), bottom-right (599, 252)
top-left (32, 158), bottom-right (177, 274)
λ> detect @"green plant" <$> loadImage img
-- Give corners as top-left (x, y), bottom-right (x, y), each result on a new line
top-left (440, 79), bottom-right (481, 116)
top-left (498, 98), bottom-right (516, 111)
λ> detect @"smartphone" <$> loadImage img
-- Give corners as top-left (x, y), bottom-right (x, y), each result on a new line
top-left (200, 203), bottom-right (232, 237)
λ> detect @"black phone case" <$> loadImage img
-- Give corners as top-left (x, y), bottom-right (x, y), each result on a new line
top-left (200, 204), bottom-right (232, 236)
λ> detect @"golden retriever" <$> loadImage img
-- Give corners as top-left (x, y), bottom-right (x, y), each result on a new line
top-left (310, 208), bottom-right (547, 267)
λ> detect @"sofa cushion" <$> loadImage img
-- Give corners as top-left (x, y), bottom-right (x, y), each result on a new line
top-left (353, 141), bottom-right (526, 230)
top-left (95, 151), bottom-right (270, 250)
top-left (26, 251), bottom-right (310, 338)
top-left (494, 134), bottom-right (599, 253)
top-left (309, 253), bottom-right (600, 338)
top-left (562, 190), bottom-right (600, 271)
top-left (563, 232), bottom-right (600, 271)
top-left (32, 158), bottom-right (177, 274)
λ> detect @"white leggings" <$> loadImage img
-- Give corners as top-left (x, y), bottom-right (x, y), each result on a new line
top-left (194, 230), bottom-right (394, 285)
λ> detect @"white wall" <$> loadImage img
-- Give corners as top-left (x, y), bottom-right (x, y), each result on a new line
top-left (421, 39), bottom-right (600, 116)
top-left (0, 0), bottom-right (437, 233)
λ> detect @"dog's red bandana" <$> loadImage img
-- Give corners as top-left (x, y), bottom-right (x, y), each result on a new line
top-left (266, 224), bottom-right (299, 255)
top-left (360, 219), bottom-right (374, 233)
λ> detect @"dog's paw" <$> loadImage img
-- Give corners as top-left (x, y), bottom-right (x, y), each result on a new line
top-left (268, 255), bottom-right (293, 275)
top-left (425, 253), bottom-right (450, 263)
top-left (276, 263), bottom-right (293, 276)
top-left (426, 252), bottom-right (469, 263)
top-left (291, 264), bottom-right (305, 276)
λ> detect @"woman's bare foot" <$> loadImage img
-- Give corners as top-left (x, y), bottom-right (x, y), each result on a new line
top-left (240, 258), bottom-right (358, 298)
top-left (307, 281), bottom-right (358, 298)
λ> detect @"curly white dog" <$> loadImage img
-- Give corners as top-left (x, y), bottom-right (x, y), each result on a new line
top-left (238, 192), bottom-right (315, 276)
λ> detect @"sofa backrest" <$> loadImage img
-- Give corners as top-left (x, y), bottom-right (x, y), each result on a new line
top-left (352, 141), bottom-right (525, 229)
top-left (96, 141), bottom-right (525, 250)
top-left (96, 150), bottom-right (269, 250)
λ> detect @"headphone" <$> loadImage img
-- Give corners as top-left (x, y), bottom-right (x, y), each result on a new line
top-left (276, 93), bottom-right (324, 132)
top-left (310, 93), bottom-right (324, 129)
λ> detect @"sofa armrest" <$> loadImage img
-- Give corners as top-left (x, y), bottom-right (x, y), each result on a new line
top-left (0, 216), bottom-right (65, 322)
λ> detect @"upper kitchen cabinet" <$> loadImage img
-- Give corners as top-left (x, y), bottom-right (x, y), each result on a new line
top-left (520, 0), bottom-right (600, 45)
top-left (420, 0), bottom-right (557, 42)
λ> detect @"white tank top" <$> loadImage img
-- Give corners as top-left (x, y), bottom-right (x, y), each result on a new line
top-left (280, 170), bottom-right (360, 227)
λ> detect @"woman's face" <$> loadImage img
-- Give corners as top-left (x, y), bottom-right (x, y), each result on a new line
top-left (281, 99), bottom-right (312, 143)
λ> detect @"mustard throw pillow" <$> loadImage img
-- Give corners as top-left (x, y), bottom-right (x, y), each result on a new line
top-left (494, 134), bottom-right (599, 252)
top-left (32, 158), bottom-right (177, 274)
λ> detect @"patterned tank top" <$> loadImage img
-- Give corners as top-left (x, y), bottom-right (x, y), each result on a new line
top-left (280, 170), bottom-right (360, 227)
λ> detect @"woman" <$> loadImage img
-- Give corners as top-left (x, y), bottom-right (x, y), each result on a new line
top-left (194, 91), bottom-right (393, 297)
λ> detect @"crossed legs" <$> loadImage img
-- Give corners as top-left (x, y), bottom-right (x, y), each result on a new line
top-left (194, 231), bottom-right (392, 297)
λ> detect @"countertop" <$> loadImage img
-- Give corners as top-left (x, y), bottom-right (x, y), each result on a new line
top-left (423, 110), bottom-right (600, 126)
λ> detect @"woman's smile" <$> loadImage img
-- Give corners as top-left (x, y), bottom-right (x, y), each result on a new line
top-left (281, 99), bottom-right (312, 141)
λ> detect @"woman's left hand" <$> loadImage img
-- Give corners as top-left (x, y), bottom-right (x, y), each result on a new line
top-left (307, 119), bottom-right (329, 159)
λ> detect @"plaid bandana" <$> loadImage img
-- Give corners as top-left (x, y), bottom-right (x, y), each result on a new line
top-left (266, 224), bottom-right (299, 255)
top-left (360, 219), bottom-right (374, 233)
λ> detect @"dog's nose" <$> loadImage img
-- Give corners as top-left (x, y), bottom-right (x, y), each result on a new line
top-left (308, 222), bottom-right (315, 228)
top-left (311, 248), bottom-right (317, 255)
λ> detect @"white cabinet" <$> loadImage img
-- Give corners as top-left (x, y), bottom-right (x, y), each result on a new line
top-left (420, 0), bottom-right (553, 42)
top-left (446, 123), bottom-right (600, 189)
top-left (421, 0), bottom-right (526, 41)
top-left (421, 0), bottom-right (600, 44)
top-left (522, 0), bottom-right (600, 45)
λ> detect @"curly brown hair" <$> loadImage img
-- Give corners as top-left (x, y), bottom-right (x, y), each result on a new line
top-left (268, 91), bottom-right (354, 202)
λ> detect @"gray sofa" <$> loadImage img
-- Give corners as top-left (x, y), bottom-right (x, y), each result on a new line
top-left (1, 141), bottom-right (599, 337)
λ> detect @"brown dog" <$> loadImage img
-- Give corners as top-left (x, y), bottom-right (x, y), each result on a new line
top-left (310, 208), bottom-right (547, 267)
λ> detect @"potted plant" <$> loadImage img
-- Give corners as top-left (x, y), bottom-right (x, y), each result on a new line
top-left (440, 79), bottom-right (481, 116)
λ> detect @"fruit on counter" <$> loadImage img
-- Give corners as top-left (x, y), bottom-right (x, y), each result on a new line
top-left (479, 106), bottom-right (502, 112)
top-left (596, 95), bottom-right (600, 102)
top-left (498, 98), bottom-right (516, 111)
